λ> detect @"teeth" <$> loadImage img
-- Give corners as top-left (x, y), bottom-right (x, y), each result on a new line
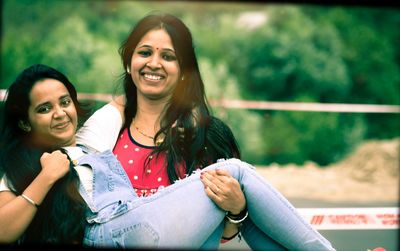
top-left (144, 74), bottom-right (162, 80)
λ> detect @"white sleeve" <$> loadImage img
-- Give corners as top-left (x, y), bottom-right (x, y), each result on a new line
top-left (0, 176), bottom-right (11, 192)
top-left (76, 103), bottom-right (123, 152)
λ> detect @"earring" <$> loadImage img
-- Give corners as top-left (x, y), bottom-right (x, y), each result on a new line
top-left (126, 66), bottom-right (131, 74)
top-left (181, 75), bottom-right (185, 81)
top-left (18, 120), bottom-right (31, 132)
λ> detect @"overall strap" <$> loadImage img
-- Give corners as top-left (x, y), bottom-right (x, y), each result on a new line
top-left (76, 150), bottom-right (136, 216)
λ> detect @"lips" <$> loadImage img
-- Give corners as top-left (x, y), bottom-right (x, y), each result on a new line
top-left (141, 71), bottom-right (165, 81)
top-left (53, 121), bottom-right (70, 129)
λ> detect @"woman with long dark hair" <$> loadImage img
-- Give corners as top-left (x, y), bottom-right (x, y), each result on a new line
top-left (0, 64), bottom-right (90, 243)
top-left (75, 12), bottom-right (335, 250)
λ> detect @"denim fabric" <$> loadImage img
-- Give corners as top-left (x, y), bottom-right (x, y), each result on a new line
top-left (78, 150), bottom-right (335, 250)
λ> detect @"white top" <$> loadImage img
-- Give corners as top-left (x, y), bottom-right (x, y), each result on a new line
top-left (76, 103), bottom-right (122, 152)
top-left (0, 104), bottom-right (123, 196)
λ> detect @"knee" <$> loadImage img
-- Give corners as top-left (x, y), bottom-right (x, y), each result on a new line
top-left (215, 158), bottom-right (256, 178)
top-left (224, 158), bottom-right (256, 171)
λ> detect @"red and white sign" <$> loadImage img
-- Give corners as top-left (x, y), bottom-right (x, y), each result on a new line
top-left (297, 207), bottom-right (399, 230)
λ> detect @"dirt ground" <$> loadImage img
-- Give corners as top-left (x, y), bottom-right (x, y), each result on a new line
top-left (255, 138), bottom-right (399, 203)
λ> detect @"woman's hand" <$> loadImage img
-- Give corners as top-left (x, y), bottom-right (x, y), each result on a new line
top-left (200, 169), bottom-right (246, 214)
top-left (39, 150), bottom-right (70, 184)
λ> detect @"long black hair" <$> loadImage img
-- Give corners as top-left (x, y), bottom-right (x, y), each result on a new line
top-left (0, 64), bottom-right (91, 243)
top-left (119, 13), bottom-right (240, 182)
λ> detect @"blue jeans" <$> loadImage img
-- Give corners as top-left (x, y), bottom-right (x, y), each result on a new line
top-left (78, 150), bottom-right (335, 250)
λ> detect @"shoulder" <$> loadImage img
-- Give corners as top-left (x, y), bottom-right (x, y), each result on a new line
top-left (76, 103), bottom-right (124, 152)
top-left (109, 95), bottom-right (125, 122)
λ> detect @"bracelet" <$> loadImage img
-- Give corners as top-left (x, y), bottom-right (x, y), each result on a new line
top-left (221, 231), bottom-right (240, 241)
top-left (21, 194), bottom-right (39, 208)
top-left (225, 208), bottom-right (248, 224)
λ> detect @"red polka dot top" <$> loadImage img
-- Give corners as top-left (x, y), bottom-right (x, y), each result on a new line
top-left (113, 128), bottom-right (186, 197)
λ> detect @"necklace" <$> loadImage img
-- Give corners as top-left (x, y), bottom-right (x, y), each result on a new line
top-left (135, 126), bottom-right (154, 140)
top-left (134, 126), bottom-right (164, 146)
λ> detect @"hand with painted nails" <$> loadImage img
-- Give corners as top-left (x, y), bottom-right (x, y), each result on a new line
top-left (201, 169), bottom-right (246, 214)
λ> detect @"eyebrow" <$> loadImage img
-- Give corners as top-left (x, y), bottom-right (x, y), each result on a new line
top-left (138, 44), bottom-right (175, 53)
top-left (34, 94), bottom-right (71, 111)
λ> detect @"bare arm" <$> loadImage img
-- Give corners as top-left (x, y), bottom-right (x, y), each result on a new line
top-left (0, 151), bottom-right (70, 243)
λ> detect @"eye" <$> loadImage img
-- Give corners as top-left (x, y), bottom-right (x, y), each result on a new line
top-left (61, 97), bottom-right (72, 107)
top-left (162, 52), bottom-right (177, 61)
top-left (37, 105), bottom-right (51, 114)
top-left (137, 49), bottom-right (152, 57)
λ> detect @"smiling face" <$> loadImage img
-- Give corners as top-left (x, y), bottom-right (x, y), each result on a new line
top-left (129, 28), bottom-right (181, 102)
top-left (26, 78), bottom-right (78, 149)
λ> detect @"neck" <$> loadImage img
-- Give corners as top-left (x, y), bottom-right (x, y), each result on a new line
top-left (134, 95), bottom-right (167, 130)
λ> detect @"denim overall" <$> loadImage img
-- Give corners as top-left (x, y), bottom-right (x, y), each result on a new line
top-left (77, 149), bottom-right (224, 249)
top-left (76, 149), bottom-right (335, 250)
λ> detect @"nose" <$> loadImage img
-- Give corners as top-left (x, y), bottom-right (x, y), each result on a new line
top-left (146, 54), bottom-right (161, 69)
top-left (53, 105), bottom-right (66, 118)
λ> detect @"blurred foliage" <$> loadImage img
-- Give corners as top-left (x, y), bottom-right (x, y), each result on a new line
top-left (1, 1), bottom-right (399, 166)
top-left (262, 95), bottom-right (367, 165)
top-left (226, 7), bottom-right (351, 103)
top-left (200, 58), bottom-right (266, 163)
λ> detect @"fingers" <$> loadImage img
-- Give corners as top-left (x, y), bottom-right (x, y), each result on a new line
top-left (40, 152), bottom-right (49, 162)
top-left (205, 169), bottom-right (231, 178)
top-left (204, 185), bottom-right (219, 201)
top-left (215, 168), bottom-right (230, 176)
top-left (200, 171), bottom-right (225, 195)
top-left (41, 150), bottom-right (67, 162)
top-left (200, 170), bottom-right (238, 200)
top-left (40, 150), bottom-right (70, 169)
top-left (203, 169), bottom-right (231, 182)
top-left (201, 169), bottom-right (246, 213)
top-left (41, 150), bottom-right (66, 158)
top-left (39, 150), bottom-right (71, 183)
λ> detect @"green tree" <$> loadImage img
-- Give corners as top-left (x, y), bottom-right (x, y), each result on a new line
top-left (226, 6), bottom-right (351, 102)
